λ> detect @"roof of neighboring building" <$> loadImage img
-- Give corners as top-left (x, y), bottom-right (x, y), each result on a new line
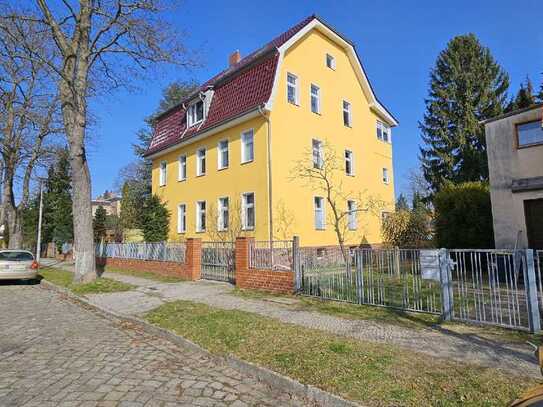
top-left (482, 103), bottom-right (543, 125)
top-left (145, 15), bottom-right (397, 157)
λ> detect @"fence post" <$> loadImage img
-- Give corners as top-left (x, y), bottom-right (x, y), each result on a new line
top-left (293, 236), bottom-right (301, 291)
top-left (184, 239), bottom-right (202, 281)
top-left (438, 248), bottom-right (453, 321)
top-left (525, 249), bottom-right (541, 333)
top-left (355, 249), bottom-right (363, 304)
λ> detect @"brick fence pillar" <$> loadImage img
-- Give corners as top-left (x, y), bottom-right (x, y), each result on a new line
top-left (235, 237), bottom-right (254, 274)
top-left (185, 238), bottom-right (202, 281)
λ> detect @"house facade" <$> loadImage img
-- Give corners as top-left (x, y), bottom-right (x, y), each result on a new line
top-left (146, 15), bottom-right (398, 246)
top-left (484, 104), bottom-right (543, 249)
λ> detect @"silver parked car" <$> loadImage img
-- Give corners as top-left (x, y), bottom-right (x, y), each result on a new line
top-left (0, 250), bottom-right (39, 281)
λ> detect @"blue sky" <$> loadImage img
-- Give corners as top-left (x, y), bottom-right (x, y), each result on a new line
top-left (88, 0), bottom-right (543, 198)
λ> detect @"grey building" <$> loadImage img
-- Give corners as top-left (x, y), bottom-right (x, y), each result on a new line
top-left (484, 104), bottom-right (543, 249)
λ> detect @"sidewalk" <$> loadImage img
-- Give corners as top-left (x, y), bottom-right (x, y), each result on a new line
top-left (43, 259), bottom-right (539, 378)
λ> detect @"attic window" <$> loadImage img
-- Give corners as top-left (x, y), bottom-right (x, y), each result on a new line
top-left (187, 100), bottom-right (204, 127)
top-left (326, 54), bottom-right (336, 70)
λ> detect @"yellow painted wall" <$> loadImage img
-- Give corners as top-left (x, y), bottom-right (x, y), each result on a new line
top-left (269, 29), bottom-right (395, 246)
top-left (151, 27), bottom-right (395, 246)
top-left (151, 116), bottom-right (270, 241)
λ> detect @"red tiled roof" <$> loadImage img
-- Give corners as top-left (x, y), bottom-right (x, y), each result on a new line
top-left (146, 15), bottom-right (316, 156)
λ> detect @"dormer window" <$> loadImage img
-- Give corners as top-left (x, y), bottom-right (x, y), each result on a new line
top-left (187, 100), bottom-right (204, 127)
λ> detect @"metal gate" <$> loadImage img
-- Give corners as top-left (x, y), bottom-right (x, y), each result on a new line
top-left (447, 250), bottom-right (533, 330)
top-left (201, 241), bottom-right (235, 283)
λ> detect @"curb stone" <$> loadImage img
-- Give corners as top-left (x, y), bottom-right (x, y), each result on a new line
top-left (39, 279), bottom-right (360, 407)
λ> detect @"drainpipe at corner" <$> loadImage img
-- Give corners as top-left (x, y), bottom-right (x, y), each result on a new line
top-left (258, 106), bottom-right (273, 244)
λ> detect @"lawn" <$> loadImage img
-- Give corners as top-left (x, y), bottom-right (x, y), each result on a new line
top-left (101, 265), bottom-right (187, 283)
top-left (40, 267), bottom-right (135, 295)
top-left (145, 300), bottom-right (538, 406)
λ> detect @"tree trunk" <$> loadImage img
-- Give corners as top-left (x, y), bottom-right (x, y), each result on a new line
top-left (67, 122), bottom-right (96, 283)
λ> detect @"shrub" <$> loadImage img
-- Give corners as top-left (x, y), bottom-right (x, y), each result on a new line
top-left (382, 208), bottom-right (432, 248)
top-left (141, 195), bottom-right (170, 242)
top-left (433, 182), bottom-right (494, 248)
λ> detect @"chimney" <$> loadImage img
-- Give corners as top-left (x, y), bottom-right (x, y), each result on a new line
top-left (228, 50), bottom-right (241, 67)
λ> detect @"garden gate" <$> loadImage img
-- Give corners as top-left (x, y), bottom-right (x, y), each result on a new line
top-left (201, 241), bottom-right (235, 283)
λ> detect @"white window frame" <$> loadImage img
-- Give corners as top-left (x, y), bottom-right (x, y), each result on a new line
top-left (177, 203), bottom-right (186, 233)
top-left (178, 155), bottom-right (187, 181)
top-left (286, 72), bottom-right (299, 105)
top-left (310, 84), bottom-right (320, 114)
top-left (312, 139), bottom-right (323, 169)
top-left (187, 100), bottom-right (204, 127)
top-left (196, 148), bottom-right (206, 176)
top-left (345, 149), bottom-right (354, 176)
top-left (377, 121), bottom-right (391, 143)
top-left (381, 211), bottom-right (391, 223)
top-left (382, 168), bottom-right (390, 184)
top-left (217, 139), bottom-right (229, 170)
top-left (159, 161), bottom-right (167, 186)
top-left (217, 197), bottom-right (229, 231)
top-left (196, 200), bottom-right (206, 232)
top-left (314, 196), bottom-right (325, 230)
top-left (326, 53), bottom-right (336, 70)
top-left (241, 192), bottom-right (255, 231)
top-left (347, 200), bottom-right (357, 231)
top-left (343, 100), bottom-right (352, 127)
top-left (241, 129), bottom-right (254, 163)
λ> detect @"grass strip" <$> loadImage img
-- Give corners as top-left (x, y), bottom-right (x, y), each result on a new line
top-left (145, 300), bottom-right (538, 406)
top-left (40, 267), bottom-right (135, 295)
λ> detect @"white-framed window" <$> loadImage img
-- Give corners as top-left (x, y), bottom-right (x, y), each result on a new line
top-left (218, 197), bottom-right (229, 231)
top-left (196, 148), bottom-right (206, 176)
top-left (178, 155), bottom-right (187, 181)
top-left (196, 201), bottom-right (206, 232)
top-left (382, 168), bottom-right (390, 184)
top-left (326, 53), bottom-right (336, 70)
top-left (377, 121), bottom-right (391, 143)
top-left (242, 192), bottom-right (255, 230)
top-left (310, 84), bottom-right (320, 114)
top-left (517, 121), bottom-right (543, 147)
top-left (345, 150), bottom-right (354, 176)
top-left (177, 204), bottom-right (186, 233)
top-left (314, 196), bottom-right (325, 230)
top-left (312, 139), bottom-right (323, 169)
top-left (159, 161), bottom-right (167, 186)
top-left (287, 73), bottom-right (299, 105)
top-left (187, 100), bottom-right (204, 127)
top-left (217, 140), bottom-right (229, 169)
top-left (241, 129), bottom-right (254, 163)
top-left (343, 100), bottom-right (352, 127)
top-left (347, 200), bottom-right (357, 230)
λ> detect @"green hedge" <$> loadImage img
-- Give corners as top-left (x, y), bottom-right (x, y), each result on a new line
top-left (433, 182), bottom-right (494, 248)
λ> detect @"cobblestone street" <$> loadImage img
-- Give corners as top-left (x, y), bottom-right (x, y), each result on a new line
top-left (0, 283), bottom-right (303, 406)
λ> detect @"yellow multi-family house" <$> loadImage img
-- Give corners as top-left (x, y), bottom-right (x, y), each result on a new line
top-left (145, 15), bottom-right (398, 247)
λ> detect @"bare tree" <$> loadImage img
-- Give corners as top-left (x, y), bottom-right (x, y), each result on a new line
top-left (0, 15), bottom-right (60, 248)
top-left (291, 140), bottom-right (384, 265)
top-left (273, 199), bottom-right (296, 241)
top-left (3, 1), bottom-right (192, 281)
top-left (207, 199), bottom-right (246, 243)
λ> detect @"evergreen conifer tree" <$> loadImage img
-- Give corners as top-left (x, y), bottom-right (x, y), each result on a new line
top-left (141, 195), bottom-right (170, 242)
top-left (93, 206), bottom-right (107, 242)
top-left (419, 34), bottom-right (509, 195)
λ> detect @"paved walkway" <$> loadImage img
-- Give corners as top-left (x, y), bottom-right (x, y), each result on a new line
top-left (0, 282), bottom-right (305, 406)
top-left (44, 260), bottom-right (539, 378)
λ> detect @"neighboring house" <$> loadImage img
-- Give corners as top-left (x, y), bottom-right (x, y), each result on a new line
top-left (484, 104), bottom-right (543, 249)
top-left (92, 191), bottom-right (122, 217)
top-left (145, 15), bottom-right (398, 246)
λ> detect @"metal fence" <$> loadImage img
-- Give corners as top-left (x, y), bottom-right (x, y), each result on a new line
top-left (96, 242), bottom-right (186, 263)
top-left (249, 240), bottom-right (294, 271)
top-left (300, 247), bottom-right (442, 313)
top-left (448, 250), bottom-right (529, 329)
top-left (298, 246), bottom-right (541, 332)
top-left (201, 241), bottom-right (235, 282)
